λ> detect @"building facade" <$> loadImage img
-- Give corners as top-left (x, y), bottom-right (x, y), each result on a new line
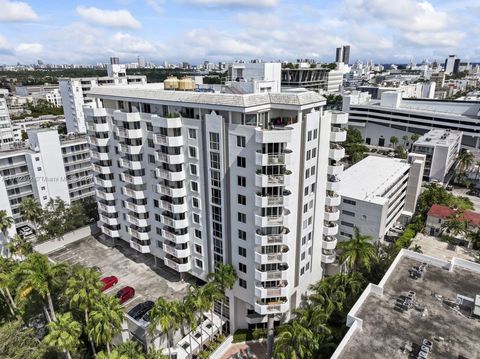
top-left (59, 58), bottom-right (146, 134)
top-left (85, 85), bottom-right (348, 330)
top-left (0, 89), bottom-right (14, 145)
top-left (337, 154), bottom-right (424, 242)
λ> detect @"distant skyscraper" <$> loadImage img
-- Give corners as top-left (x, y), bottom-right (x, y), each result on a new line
top-left (444, 55), bottom-right (459, 75)
top-left (336, 47), bottom-right (343, 62)
top-left (138, 56), bottom-right (146, 68)
top-left (110, 56), bottom-right (120, 65)
top-left (335, 45), bottom-right (350, 64)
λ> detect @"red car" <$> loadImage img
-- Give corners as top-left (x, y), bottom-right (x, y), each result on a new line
top-left (100, 276), bottom-right (118, 292)
top-left (116, 286), bottom-right (135, 304)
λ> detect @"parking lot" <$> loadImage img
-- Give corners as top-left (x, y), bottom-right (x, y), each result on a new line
top-left (48, 236), bottom-right (190, 312)
top-left (452, 187), bottom-right (480, 212)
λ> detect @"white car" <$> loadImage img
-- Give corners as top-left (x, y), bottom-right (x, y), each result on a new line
top-left (19, 226), bottom-right (33, 237)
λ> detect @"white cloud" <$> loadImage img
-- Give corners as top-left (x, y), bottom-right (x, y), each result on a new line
top-left (76, 6), bottom-right (141, 29)
top-left (0, 0), bottom-right (39, 22)
top-left (183, 0), bottom-right (278, 7)
top-left (146, 0), bottom-right (164, 14)
top-left (0, 34), bottom-right (12, 55)
top-left (15, 43), bottom-right (43, 55)
top-left (111, 33), bottom-right (156, 54)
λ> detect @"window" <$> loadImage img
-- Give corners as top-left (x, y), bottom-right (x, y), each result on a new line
top-left (193, 213), bottom-right (200, 223)
top-left (310, 183), bottom-right (315, 192)
top-left (210, 152), bottom-right (220, 169)
top-left (306, 150), bottom-right (311, 161)
top-left (301, 251), bottom-right (305, 260)
top-left (238, 212), bottom-right (246, 223)
top-left (194, 229), bottom-right (202, 238)
top-left (303, 204), bottom-right (308, 213)
top-left (304, 186), bottom-right (308, 196)
top-left (190, 164), bottom-right (198, 176)
top-left (237, 156), bottom-right (246, 168)
top-left (237, 135), bottom-right (246, 147)
top-left (305, 168), bottom-right (310, 179)
top-left (189, 146), bottom-right (197, 158)
top-left (311, 166), bottom-right (316, 176)
top-left (342, 210), bottom-right (355, 217)
top-left (238, 194), bottom-right (246, 205)
top-left (341, 221), bottom-right (355, 228)
top-left (239, 279), bottom-right (247, 288)
top-left (148, 154), bottom-right (155, 164)
top-left (343, 199), bottom-right (357, 206)
top-left (195, 244), bottom-right (202, 254)
top-left (188, 128), bottom-right (197, 139)
top-left (312, 148), bottom-right (317, 158)
top-left (191, 181), bottom-right (198, 192)
top-left (313, 129), bottom-right (318, 139)
top-left (209, 132), bottom-right (220, 150)
top-left (239, 263), bottom-right (247, 273)
top-left (307, 130), bottom-right (312, 141)
top-left (238, 230), bottom-right (246, 240)
top-left (146, 122), bottom-right (153, 131)
top-left (237, 176), bottom-right (246, 187)
top-left (195, 259), bottom-right (203, 269)
top-left (238, 246), bottom-right (247, 257)
top-left (192, 198), bottom-right (199, 208)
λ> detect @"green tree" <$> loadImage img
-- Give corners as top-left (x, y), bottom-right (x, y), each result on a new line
top-left (467, 229), bottom-right (480, 250)
top-left (66, 267), bottom-right (102, 354)
top-left (206, 263), bottom-right (237, 336)
top-left (116, 340), bottom-right (146, 358)
top-left (273, 321), bottom-right (317, 359)
top-left (402, 135), bottom-right (409, 148)
top-left (43, 312), bottom-right (82, 359)
top-left (148, 298), bottom-right (180, 358)
top-left (19, 197), bottom-right (43, 232)
top-left (457, 151), bottom-right (475, 174)
top-left (6, 233), bottom-right (33, 258)
top-left (0, 320), bottom-right (48, 359)
top-left (410, 244), bottom-right (423, 253)
top-left (0, 210), bottom-right (14, 257)
top-left (203, 282), bottom-right (223, 339)
top-left (64, 201), bottom-right (88, 232)
top-left (441, 212), bottom-right (469, 238)
top-left (88, 295), bottom-right (124, 354)
top-left (337, 227), bottom-right (377, 272)
top-left (16, 253), bottom-right (68, 322)
top-left (179, 294), bottom-right (199, 356)
top-left (389, 136), bottom-right (399, 147)
top-left (96, 350), bottom-right (130, 359)
top-left (0, 259), bottom-right (17, 317)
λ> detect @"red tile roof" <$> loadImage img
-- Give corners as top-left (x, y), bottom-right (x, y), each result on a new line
top-left (427, 204), bottom-right (480, 227)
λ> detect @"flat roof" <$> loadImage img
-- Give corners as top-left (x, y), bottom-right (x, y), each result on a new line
top-left (338, 156), bottom-right (410, 202)
top-left (414, 129), bottom-right (462, 147)
top-left (337, 253), bottom-right (480, 359)
top-left (87, 86), bottom-right (325, 108)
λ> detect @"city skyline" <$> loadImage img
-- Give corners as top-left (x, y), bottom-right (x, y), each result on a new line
top-left (0, 0), bottom-right (479, 65)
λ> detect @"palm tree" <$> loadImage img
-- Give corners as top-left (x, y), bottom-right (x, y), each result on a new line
top-left (441, 212), bottom-right (468, 238)
top-left (206, 263), bottom-right (237, 335)
top-left (43, 312), bottom-right (82, 359)
top-left (389, 136), bottom-right (398, 148)
top-left (467, 229), bottom-right (480, 250)
top-left (457, 151), bottom-right (475, 174)
top-left (410, 244), bottom-right (423, 253)
top-left (273, 321), bottom-right (317, 359)
top-left (116, 340), bottom-right (146, 359)
top-left (6, 234), bottom-right (33, 258)
top-left (0, 210), bottom-right (14, 257)
top-left (0, 267), bottom-right (17, 317)
top-left (295, 303), bottom-right (331, 339)
top-left (203, 282), bottom-right (223, 339)
top-left (19, 197), bottom-right (43, 232)
top-left (66, 267), bottom-right (102, 354)
top-left (402, 135), bottom-right (409, 149)
top-left (16, 253), bottom-right (68, 322)
top-left (185, 284), bottom-right (211, 350)
top-left (148, 298), bottom-right (180, 358)
top-left (179, 294), bottom-right (199, 356)
top-left (309, 278), bottom-right (347, 316)
top-left (88, 295), bottom-right (124, 354)
top-left (96, 349), bottom-right (130, 359)
top-left (337, 227), bottom-right (377, 272)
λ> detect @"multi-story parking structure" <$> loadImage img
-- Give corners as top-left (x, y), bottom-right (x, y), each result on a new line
top-left (85, 85), bottom-right (347, 331)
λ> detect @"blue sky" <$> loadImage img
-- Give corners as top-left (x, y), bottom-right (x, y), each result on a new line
top-left (0, 0), bottom-right (479, 65)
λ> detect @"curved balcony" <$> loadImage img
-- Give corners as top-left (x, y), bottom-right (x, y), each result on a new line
top-left (98, 202), bottom-right (116, 214)
top-left (324, 207), bottom-right (340, 221)
top-left (321, 249), bottom-right (336, 264)
top-left (160, 200), bottom-right (188, 213)
top-left (164, 257), bottom-right (191, 272)
top-left (255, 127), bottom-right (293, 143)
top-left (330, 128), bottom-right (347, 142)
top-left (255, 250), bottom-right (289, 265)
top-left (255, 282), bottom-right (289, 298)
top-left (255, 268), bottom-right (288, 281)
top-left (322, 236), bottom-right (338, 250)
top-left (86, 122), bottom-right (109, 132)
top-left (88, 136), bottom-right (109, 147)
top-left (93, 177), bottom-right (114, 188)
top-left (255, 191), bottom-right (291, 207)
top-left (329, 145), bottom-right (345, 161)
top-left (323, 222), bottom-right (339, 236)
top-left (116, 127), bottom-right (143, 139)
top-left (92, 164), bottom-right (112, 175)
top-left (125, 201), bottom-right (148, 213)
top-left (163, 243), bottom-right (191, 258)
top-left (130, 241), bottom-right (150, 254)
top-left (254, 298), bottom-right (289, 315)
top-left (153, 134), bottom-right (183, 147)
top-left (325, 192), bottom-right (341, 207)
top-left (255, 151), bottom-right (292, 166)
top-left (326, 175), bottom-right (341, 191)
top-left (128, 227), bottom-right (150, 241)
top-left (119, 158), bottom-right (143, 171)
top-left (120, 173), bottom-right (145, 185)
top-left (99, 214), bottom-right (118, 226)
top-left (126, 214), bottom-right (148, 227)
top-left (255, 172), bottom-right (292, 187)
top-left (330, 111), bottom-right (348, 125)
top-left (255, 229), bottom-right (290, 246)
top-left (96, 189), bottom-right (115, 201)
top-left (162, 230), bottom-right (189, 244)
top-left (327, 163), bottom-right (344, 176)
top-left (122, 187), bottom-right (146, 200)
top-left (161, 215), bottom-right (189, 229)
top-left (156, 168), bottom-right (186, 182)
top-left (157, 184), bottom-right (187, 197)
top-left (90, 150), bottom-right (110, 161)
top-left (255, 213), bottom-right (284, 227)
top-left (155, 152), bottom-right (185, 165)
top-left (101, 226), bottom-right (120, 238)
top-left (118, 143), bottom-right (143, 155)
top-left (151, 114), bottom-right (182, 128)
top-left (113, 110), bottom-right (141, 123)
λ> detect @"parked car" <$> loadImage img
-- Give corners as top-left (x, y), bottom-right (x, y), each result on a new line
top-left (100, 276), bottom-right (118, 291)
top-left (127, 300), bottom-right (154, 320)
top-left (116, 286), bottom-right (135, 304)
top-left (446, 185), bottom-right (453, 191)
top-left (19, 226), bottom-right (33, 237)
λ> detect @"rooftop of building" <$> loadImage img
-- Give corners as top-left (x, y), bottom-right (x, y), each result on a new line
top-left (414, 129), bottom-right (462, 147)
top-left (427, 204), bottom-right (480, 227)
top-left (87, 85), bottom-right (325, 108)
top-left (338, 155), bottom-right (410, 202)
top-left (336, 251), bottom-right (480, 359)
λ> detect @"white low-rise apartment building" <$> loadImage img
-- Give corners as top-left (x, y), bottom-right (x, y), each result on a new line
top-left (344, 91), bottom-right (480, 149)
top-left (16, 84), bottom-right (63, 107)
top-left (84, 84), bottom-right (347, 331)
top-left (412, 129), bottom-right (462, 183)
top-left (0, 130), bottom-right (94, 251)
top-left (337, 154), bottom-right (424, 242)
top-left (59, 57), bottom-right (146, 134)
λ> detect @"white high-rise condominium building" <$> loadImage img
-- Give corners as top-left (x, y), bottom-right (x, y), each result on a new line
top-left (85, 85), bottom-right (348, 330)
top-left (0, 89), bottom-right (14, 145)
top-left (59, 57), bottom-right (146, 134)
top-left (0, 129), bottom-right (94, 253)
